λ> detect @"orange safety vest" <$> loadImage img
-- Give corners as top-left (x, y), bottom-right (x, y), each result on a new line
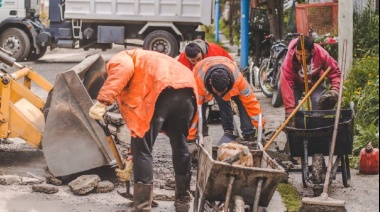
top-left (188, 56), bottom-right (265, 140)
top-left (177, 42), bottom-right (233, 70)
top-left (97, 49), bottom-right (198, 138)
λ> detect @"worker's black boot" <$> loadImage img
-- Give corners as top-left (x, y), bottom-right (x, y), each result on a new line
top-left (131, 182), bottom-right (153, 212)
top-left (174, 174), bottom-right (192, 212)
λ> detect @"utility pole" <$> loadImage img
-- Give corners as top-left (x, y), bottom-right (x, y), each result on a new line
top-left (240, 0), bottom-right (249, 69)
top-left (339, 0), bottom-right (353, 78)
top-left (215, 0), bottom-right (220, 42)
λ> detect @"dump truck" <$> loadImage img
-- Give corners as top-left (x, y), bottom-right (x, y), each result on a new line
top-left (0, 47), bottom-right (126, 177)
top-left (0, 0), bottom-right (214, 61)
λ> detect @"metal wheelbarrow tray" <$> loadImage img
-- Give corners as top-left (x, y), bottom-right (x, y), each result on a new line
top-left (283, 109), bottom-right (355, 191)
top-left (194, 145), bottom-right (286, 211)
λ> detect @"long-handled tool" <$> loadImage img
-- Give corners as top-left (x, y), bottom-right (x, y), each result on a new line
top-left (263, 66), bottom-right (332, 151)
top-left (96, 117), bottom-right (159, 207)
top-left (96, 119), bottom-right (133, 199)
top-left (300, 40), bottom-right (348, 212)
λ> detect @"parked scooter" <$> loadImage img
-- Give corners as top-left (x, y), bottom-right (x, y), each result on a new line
top-left (258, 33), bottom-right (300, 107)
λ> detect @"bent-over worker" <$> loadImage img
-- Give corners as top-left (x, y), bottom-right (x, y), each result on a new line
top-left (89, 49), bottom-right (198, 212)
top-left (188, 56), bottom-right (266, 144)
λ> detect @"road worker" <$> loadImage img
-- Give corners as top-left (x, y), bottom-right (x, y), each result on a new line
top-left (188, 56), bottom-right (265, 145)
top-left (178, 39), bottom-right (256, 142)
top-left (89, 49), bottom-right (197, 212)
top-left (281, 35), bottom-right (341, 119)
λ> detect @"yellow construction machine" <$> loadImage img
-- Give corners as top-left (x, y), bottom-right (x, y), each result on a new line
top-left (0, 48), bottom-right (122, 177)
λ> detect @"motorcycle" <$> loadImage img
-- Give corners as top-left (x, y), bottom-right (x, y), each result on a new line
top-left (258, 33), bottom-right (300, 107)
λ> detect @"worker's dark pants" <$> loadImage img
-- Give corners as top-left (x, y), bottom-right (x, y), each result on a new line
top-left (131, 88), bottom-right (196, 184)
top-left (213, 95), bottom-right (256, 136)
top-left (293, 82), bottom-right (326, 110)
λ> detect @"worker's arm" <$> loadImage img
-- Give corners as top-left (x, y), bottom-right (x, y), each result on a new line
top-left (235, 72), bottom-right (265, 129)
top-left (97, 52), bottom-right (135, 105)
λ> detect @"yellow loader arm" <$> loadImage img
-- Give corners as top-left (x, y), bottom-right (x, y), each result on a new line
top-left (0, 66), bottom-right (53, 148)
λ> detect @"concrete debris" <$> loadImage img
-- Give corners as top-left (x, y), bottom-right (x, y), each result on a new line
top-left (44, 166), bottom-right (63, 186)
top-left (68, 174), bottom-right (100, 195)
top-left (21, 177), bottom-right (44, 185)
top-left (46, 176), bottom-right (63, 186)
top-left (32, 184), bottom-right (59, 194)
top-left (164, 178), bottom-right (175, 190)
top-left (95, 181), bottom-right (115, 193)
top-left (154, 193), bottom-right (175, 201)
top-left (0, 175), bottom-right (22, 185)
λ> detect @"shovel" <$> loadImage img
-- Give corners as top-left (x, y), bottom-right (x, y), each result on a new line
top-left (96, 117), bottom-right (159, 207)
top-left (95, 119), bottom-right (133, 198)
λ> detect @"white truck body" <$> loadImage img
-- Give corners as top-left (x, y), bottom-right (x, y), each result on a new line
top-left (64, 0), bottom-right (213, 25)
top-left (0, 0), bottom-right (214, 61)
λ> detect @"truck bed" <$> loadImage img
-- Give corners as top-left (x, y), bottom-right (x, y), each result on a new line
top-left (64, 0), bottom-right (213, 25)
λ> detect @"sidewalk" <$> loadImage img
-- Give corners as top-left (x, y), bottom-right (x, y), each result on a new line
top-left (218, 33), bottom-right (241, 67)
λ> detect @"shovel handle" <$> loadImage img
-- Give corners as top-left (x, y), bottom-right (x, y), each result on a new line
top-left (96, 120), bottom-right (125, 169)
top-left (263, 67), bottom-right (332, 151)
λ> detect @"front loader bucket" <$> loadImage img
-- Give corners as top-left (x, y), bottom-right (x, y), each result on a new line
top-left (42, 54), bottom-right (116, 177)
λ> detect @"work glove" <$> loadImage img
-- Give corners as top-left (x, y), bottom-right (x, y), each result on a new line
top-left (187, 140), bottom-right (198, 163)
top-left (317, 89), bottom-right (339, 110)
top-left (115, 159), bottom-right (133, 182)
top-left (89, 101), bottom-right (107, 120)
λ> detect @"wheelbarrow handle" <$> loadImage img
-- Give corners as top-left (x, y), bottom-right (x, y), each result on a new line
top-left (263, 67), bottom-right (332, 151)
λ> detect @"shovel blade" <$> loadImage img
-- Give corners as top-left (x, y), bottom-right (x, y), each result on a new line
top-left (217, 133), bottom-right (239, 146)
top-left (42, 64), bottom-right (115, 177)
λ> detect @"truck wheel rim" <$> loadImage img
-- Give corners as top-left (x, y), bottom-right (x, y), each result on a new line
top-left (150, 38), bottom-right (171, 54)
top-left (3, 36), bottom-right (22, 56)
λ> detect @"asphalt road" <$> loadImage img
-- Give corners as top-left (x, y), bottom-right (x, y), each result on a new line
top-left (0, 45), bottom-right (378, 212)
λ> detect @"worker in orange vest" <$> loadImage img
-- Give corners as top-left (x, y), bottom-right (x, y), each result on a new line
top-left (188, 56), bottom-right (265, 144)
top-left (89, 49), bottom-right (198, 212)
top-left (179, 40), bottom-right (255, 142)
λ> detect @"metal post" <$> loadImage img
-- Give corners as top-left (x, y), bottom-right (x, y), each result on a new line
top-left (240, 0), bottom-right (249, 69)
top-left (215, 0), bottom-right (220, 43)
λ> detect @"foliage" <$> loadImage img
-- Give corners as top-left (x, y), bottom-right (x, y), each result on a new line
top-left (277, 183), bottom-right (302, 211)
top-left (342, 4), bottom-right (379, 167)
top-left (353, 6), bottom-right (379, 58)
top-left (322, 43), bottom-right (338, 61)
top-left (39, 11), bottom-right (50, 25)
top-left (343, 56), bottom-right (379, 154)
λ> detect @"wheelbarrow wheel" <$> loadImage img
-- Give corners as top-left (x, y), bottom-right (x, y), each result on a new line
top-left (341, 154), bottom-right (351, 187)
top-left (300, 157), bottom-right (308, 188)
top-left (230, 195), bottom-right (245, 212)
top-left (311, 154), bottom-right (325, 196)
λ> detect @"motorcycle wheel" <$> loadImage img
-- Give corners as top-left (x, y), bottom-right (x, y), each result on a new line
top-left (258, 59), bottom-right (273, 97)
top-left (272, 57), bottom-right (284, 107)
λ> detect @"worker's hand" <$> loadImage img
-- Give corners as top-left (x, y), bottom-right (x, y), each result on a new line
top-left (187, 140), bottom-right (198, 163)
top-left (115, 159), bottom-right (133, 182)
top-left (317, 89), bottom-right (339, 110)
top-left (89, 101), bottom-right (107, 120)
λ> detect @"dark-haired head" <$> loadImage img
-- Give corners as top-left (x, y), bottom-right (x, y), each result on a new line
top-left (185, 43), bottom-right (202, 58)
top-left (296, 36), bottom-right (315, 52)
top-left (210, 68), bottom-right (231, 94)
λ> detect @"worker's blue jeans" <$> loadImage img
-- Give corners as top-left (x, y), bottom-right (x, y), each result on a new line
top-left (131, 88), bottom-right (196, 184)
top-left (213, 95), bottom-right (256, 136)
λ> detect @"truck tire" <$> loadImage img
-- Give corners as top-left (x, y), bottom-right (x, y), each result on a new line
top-left (0, 28), bottom-right (31, 61)
top-left (27, 46), bottom-right (48, 61)
top-left (143, 30), bottom-right (179, 58)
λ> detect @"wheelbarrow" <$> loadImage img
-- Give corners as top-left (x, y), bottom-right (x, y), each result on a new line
top-left (283, 108), bottom-right (355, 196)
top-left (193, 144), bottom-right (286, 212)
